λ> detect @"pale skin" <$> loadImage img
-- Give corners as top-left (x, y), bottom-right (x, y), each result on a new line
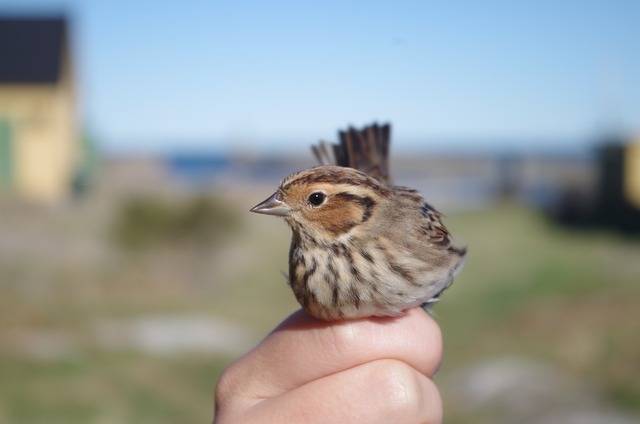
top-left (214, 307), bottom-right (443, 423)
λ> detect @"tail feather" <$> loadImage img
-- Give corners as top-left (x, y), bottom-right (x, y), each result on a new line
top-left (311, 141), bottom-right (335, 166)
top-left (312, 123), bottom-right (392, 185)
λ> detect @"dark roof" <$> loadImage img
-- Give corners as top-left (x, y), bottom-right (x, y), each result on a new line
top-left (0, 17), bottom-right (67, 84)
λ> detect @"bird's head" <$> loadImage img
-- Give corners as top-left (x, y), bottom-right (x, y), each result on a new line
top-left (251, 165), bottom-right (391, 241)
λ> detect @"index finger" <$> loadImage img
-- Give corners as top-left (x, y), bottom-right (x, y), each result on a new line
top-left (218, 307), bottom-right (442, 406)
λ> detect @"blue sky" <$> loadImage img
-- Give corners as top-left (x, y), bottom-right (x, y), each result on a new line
top-left (3, 0), bottom-right (639, 153)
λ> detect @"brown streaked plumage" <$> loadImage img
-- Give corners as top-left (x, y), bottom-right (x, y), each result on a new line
top-left (251, 124), bottom-right (466, 321)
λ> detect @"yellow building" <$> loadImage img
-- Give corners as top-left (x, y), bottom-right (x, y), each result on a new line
top-left (0, 16), bottom-right (79, 202)
top-left (624, 140), bottom-right (640, 210)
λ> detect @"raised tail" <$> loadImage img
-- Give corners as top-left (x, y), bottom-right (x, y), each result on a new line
top-left (311, 122), bottom-right (392, 185)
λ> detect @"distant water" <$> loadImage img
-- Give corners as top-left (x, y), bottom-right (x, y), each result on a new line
top-left (163, 147), bottom-right (596, 211)
top-left (165, 153), bottom-right (311, 186)
top-left (165, 153), bottom-right (500, 210)
top-left (166, 154), bottom-right (232, 186)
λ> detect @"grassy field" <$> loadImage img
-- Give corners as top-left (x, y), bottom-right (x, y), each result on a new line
top-left (438, 203), bottom-right (640, 423)
top-left (0, 190), bottom-right (638, 423)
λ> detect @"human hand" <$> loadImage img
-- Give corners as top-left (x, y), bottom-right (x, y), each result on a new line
top-left (214, 307), bottom-right (443, 423)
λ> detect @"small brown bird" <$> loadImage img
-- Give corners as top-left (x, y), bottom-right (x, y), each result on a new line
top-left (251, 124), bottom-right (466, 321)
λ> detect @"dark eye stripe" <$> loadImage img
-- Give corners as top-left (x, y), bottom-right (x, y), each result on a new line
top-left (333, 193), bottom-right (376, 223)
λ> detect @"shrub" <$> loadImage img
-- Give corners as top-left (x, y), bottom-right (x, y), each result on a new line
top-left (113, 196), bottom-right (238, 249)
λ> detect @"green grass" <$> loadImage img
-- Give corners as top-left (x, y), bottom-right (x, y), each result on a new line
top-left (0, 354), bottom-right (230, 424)
top-left (0, 196), bottom-right (639, 423)
top-left (437, 202), bottom-right (640, 417)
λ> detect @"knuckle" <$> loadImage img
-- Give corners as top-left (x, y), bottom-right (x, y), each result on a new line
top-left (426, 319), bottom-right (443, 368)
top-left (214, 360), bottom-right (247, 412)
top-left (371, 360), bottom-right (426, 417)
top-left (412, 310), bottom-right (444, 374)
top-left (214, 366), bottom-right (235, 408)
top-left (327, 321), bottom-right (360, 359)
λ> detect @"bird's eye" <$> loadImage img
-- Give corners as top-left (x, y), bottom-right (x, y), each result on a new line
top-left (308, 192), bottom-right (326, 206)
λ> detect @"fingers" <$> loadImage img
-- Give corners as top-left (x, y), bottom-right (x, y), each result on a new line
top-left (216, 307), bottom-right (442, 409)
top-left (222, 359), bottom-right (442, 424)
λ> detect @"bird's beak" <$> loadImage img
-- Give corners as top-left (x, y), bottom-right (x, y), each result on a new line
top-left (250, 192), bottom-right (291, 216)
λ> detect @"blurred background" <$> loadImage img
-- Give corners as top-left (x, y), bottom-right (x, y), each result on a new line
top-left (1, 1), bottom-right (639, 423)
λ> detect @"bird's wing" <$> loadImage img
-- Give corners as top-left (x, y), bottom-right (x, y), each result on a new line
top-left (392, 186), bottom-right (464, 253)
